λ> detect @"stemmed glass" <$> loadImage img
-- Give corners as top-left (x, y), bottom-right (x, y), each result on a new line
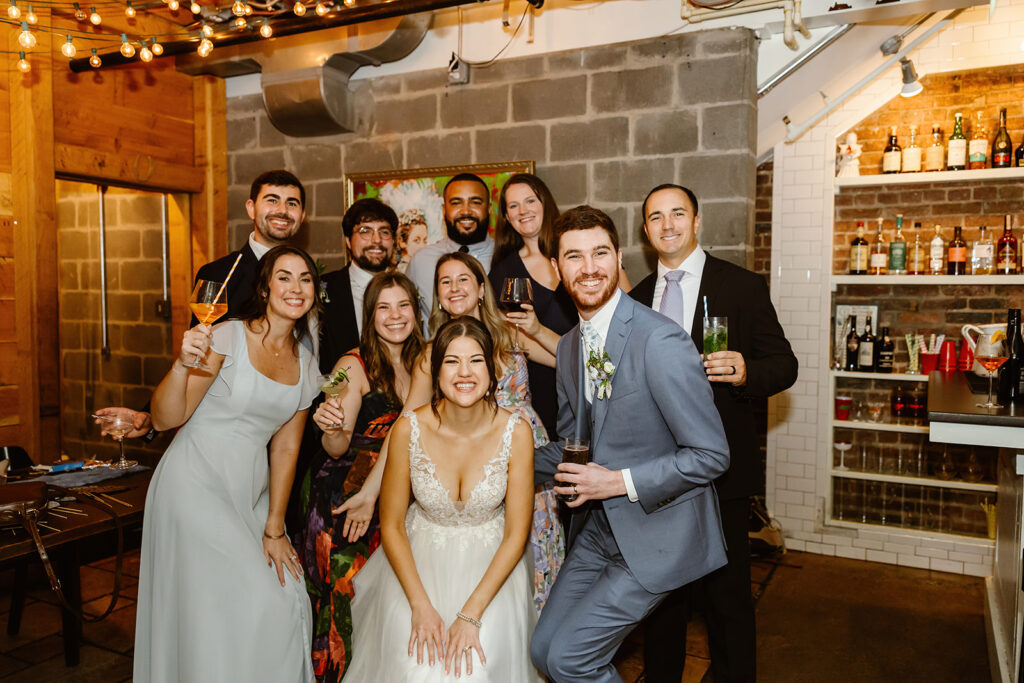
top-left (184, 279), bottom-right (228, 369)
top-left (317, 372), bottom-right (349, 430)
top-left (98, 416), bottom-right (137, 471)
top-left (499, 277), bottom-right (533, 354)
top-left (973, 332), bottom-right (1008, 409)
top-left (834, 441), bottom-right (852, 471)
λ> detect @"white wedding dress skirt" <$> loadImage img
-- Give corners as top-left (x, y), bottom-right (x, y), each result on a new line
top-left (343, 412), bottom-right (543, 683)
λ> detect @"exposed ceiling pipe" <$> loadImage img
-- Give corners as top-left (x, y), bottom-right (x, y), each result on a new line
top-left (68, 0), bottom-right (477, 72)
top-left (758, 23), bottom-right (853, 97)
top-left (686, 0), bottom-right (806, 50)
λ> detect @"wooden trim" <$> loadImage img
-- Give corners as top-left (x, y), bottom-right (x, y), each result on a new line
top-left (55, 143), bottom-right (204, 193)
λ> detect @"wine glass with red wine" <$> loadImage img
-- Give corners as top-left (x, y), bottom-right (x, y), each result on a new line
top-left (499, 277), bottom-right (533, 353)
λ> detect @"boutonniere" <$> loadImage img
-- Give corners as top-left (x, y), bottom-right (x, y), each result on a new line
top-left (586, 349), bottom-right (616, 400)
top-left (315, 260), bottom-right (331, 304)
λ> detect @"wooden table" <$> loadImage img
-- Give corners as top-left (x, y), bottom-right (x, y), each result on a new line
top-left (0, 472), bottom-right (150, 666)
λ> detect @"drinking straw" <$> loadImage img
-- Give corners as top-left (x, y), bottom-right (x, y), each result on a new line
top-left (935, 334), bottom-right (945, 352)
top-left (703, 296), bottom-right (709, 323)
top-left (929, 333), bottom-right (935, 354)
top-left (212, 253), bottom-right (243, 304)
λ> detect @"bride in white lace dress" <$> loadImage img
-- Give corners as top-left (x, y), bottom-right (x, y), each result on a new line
top-left (344, 317), bottom-right (543, 682)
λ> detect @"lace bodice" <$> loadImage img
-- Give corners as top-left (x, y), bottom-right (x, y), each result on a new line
top-left (404, 410), bottom-right (519, 546)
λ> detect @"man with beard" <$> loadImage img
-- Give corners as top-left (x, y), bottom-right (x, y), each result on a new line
top-left (318, 198), bottom-right (398, 373)
top-left (406, 173), bottom-right (494, 323)
top-left (529, 206), bottom-right (730, 683)
top-left (94, 170), bottom-right (307, 438)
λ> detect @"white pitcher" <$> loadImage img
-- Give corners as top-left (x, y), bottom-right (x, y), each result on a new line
top-left (962, 324), bottom-right (1009, 377)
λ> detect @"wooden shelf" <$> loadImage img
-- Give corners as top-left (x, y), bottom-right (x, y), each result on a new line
top-left (826, 518), bottom-right (995, 545)
top-left (833, 420), bottom-right (929, 434)
top-left (832, 370), bottom-right (928, 382)
top-left (835, 166), bottom-right (1024, 187)
top-left (831, 468), bottom-right (997, 493)
top-left (832, 274), bottom-right (1024, 287)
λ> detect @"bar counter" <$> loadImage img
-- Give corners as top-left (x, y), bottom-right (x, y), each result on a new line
top-left (927, 370), bottom-right (1024, 683)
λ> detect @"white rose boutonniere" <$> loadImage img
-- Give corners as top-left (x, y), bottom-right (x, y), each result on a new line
top-left (586, 349), bottom-right (616, 400)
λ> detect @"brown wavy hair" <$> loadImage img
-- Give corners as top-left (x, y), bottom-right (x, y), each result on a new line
top-left (493, 173), bottom-right (561, 265)
top-left (359, 272), bottom-right (424, 406)
top-left (241, 245), bottom-right (323, 354)
top-left (429, 316), bottom-right (498, 419)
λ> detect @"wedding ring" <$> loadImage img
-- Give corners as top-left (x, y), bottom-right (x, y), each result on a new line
top-left (290, 555), bottom-right (297, 560)
top-left (464, 647), bottom-right (471, 653)
top-left (728, 366), bottom-right (736, 375)
top-left (573, 484), bottom-right (579, 495)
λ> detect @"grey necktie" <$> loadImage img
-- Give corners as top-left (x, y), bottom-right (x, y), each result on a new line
top-left (659, 270), bottom-right (686, 329)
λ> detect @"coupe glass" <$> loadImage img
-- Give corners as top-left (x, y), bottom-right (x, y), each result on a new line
top-left (99, 416), bottom-right (137, 471)
top-left (317, 373), bottom-right (349, 430)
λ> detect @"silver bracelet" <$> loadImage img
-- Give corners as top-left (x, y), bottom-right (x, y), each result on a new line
top-left (456, 611), bottom-right (482, 628)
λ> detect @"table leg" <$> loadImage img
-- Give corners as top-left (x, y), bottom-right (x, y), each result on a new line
top-left (7, 563), bottom-right (26, 635)
top-left (55, 545), bottom-right (81, 667)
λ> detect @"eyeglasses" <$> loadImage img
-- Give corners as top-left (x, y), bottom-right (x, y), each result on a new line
top-left (355, 226), bottom-right (394, 239)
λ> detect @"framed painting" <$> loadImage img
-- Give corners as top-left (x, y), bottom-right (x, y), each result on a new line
top-left (344, 160), bottom-right (534, 269)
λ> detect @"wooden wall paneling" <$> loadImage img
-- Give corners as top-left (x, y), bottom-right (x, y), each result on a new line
top-left (55, 143), bottom-right (204, 193)
top-left (10, 13), bottom-right (59, 461)
top-left (0, 56), bottom-right (10, 174)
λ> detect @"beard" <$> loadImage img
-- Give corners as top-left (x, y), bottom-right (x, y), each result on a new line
top-left (352, 250), bottom-right (391, 272)
top-left (563, 268), bottom-right (619, 316)
top-left (445, 214), bottom-right (490, 246)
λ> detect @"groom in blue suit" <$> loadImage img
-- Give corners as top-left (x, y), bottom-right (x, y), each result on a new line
top-left (530, 206), bottom-right (730, 682)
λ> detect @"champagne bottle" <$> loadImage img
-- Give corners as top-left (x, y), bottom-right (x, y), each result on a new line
top-left (968, 111), bottom-right (988, 169)
top-left (870, 218), bottom-right (888, 275)
top-left (883, 127), bottom-right (902, 173)
top-left (948, 113), bottom-right (967, 171)
top-left (992, 108), bottom-right (1013, 168)
top-left (998, 308), bottom-right (1022, 404)
top-left (997, 215), bottom-right (1019, 274)
top-left (858, 315), bottom-right (876, 372)
top-left (908, 221), bottom-right (927, 275)
top-left (878, 326), bottom-right (895, 373)
top-left (850, 222), bottom-right (869, 274)
top-left (924, 125), bottom-right (945, 171)
top-left (845, 315), bottom-right (860, 371)
top-left (971, 226), bottom-right (994, 275)
top-left (947, 225), bottom-right (968, 275)
top-left (889, 214), bottom-right (907, 274)
top-left (929, 224), bottom-right (945, 275)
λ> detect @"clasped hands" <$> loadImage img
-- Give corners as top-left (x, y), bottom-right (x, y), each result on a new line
top-left (553, 461), bottom-right (626, 507)
top-left (409, 604), bottom-right (486, 677)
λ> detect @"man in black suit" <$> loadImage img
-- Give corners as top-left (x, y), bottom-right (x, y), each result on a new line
top-left (317, 198), bottom-right (397, 373)
top-left (631, 184), bottom-right (798, 683)
top-left (95, 169), bottom-right (307, 437)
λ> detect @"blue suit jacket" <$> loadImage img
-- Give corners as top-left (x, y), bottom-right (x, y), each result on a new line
top-left (536, 293), bottom-right (731, 594)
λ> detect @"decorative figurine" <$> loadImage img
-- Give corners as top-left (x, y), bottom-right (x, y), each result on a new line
top-left (837, 132), bottom-right (863, 177)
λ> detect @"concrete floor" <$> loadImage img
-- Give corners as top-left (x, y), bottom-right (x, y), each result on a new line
top-left (0, 549), bottom-right (989, 682)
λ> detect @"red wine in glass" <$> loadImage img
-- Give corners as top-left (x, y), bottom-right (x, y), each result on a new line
top-left (500, 277), bottom-right (533, 352)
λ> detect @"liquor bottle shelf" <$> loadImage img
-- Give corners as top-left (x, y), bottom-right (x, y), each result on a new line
top-left (832, 370), bottom-right (928, 382)
top-left (834, 166), bottom-right (1024, 188)
top-left (831, 468), bottom-right (998, 493)
top-left (831, 274), bottom-right (1024, 287)
top-left (826, 518), bottom-right (995, 545)
top-left (832, 419), bottom-right (929, 434)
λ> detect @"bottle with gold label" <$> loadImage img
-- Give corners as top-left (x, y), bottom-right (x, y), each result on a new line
top-left (902, 126), bottom-right (922, 173)
top-left (882, 128), bottom-right (902, 174)
top-left (929, 224), bottom-right (945, 275)
top-left (947, 225), bottom-right (968, 275)
top-left (870, 218), bottom-right (888, 274)
top-left (850, 222), bottom-right (869, 275)
top-left (969, 111), bottom-right (989, 169)
top-left (993, 108), bottom-right (1013, 168)
top-left (924, 125), bottom-right (945, 171)
top-left (908, 221), bottom-right (927, 274)
top-left (997, 215), bottom-right (1019, 274)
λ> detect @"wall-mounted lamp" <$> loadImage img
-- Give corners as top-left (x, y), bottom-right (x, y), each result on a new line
top-left (899, 57), bottom-right (923, 97)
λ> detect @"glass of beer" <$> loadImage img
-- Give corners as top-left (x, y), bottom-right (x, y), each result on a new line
top-left (560, 437), bottom-right (590, 502)
top-left (703, 316), bottom-right (728, 356)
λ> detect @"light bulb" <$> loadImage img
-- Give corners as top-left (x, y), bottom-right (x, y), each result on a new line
top-left (6, 1), bottom-right (19, 20)
top-left (124, 1), bottom-right (134, 17)
top-left (167, 0), bottom-right (179, 9)
top-left (344, 0), bottom-right (352, 6)
top-left (89, 6), bottom-right (100, 24)
top-left (25, 5), bottom-right (35, 23)
top-left (231, 0), bottom-right (244, 14)
top-left (74, 2), bottom-right (85, 20)
top-left (61, 35), bottom-right (76, 58)
top-left (314, 1), bottom-right (326, 15)
top-left (18, 22), bottom-right (35, 50)
top-left (17, 51), bottom-right (29, 73)
top-left (234, 16), bottom-right (245, 27)
top-left (139, 43), bottom-right (152, 62)
top-left (89, 48), bottom-right (101, 68)
top-left (259, 19), bottom-right (271, 37)
top-left (120, 34), bottom-right (135, 58)
top-left (243, 2), bottom-right (252, 14)
top-left (292, 1), bottom-right (305, 14)
top-left (201, 22), bottom-right (213, 37)
top-left (151, 40), bottom-right (163, 55)
top-left (197, 37), bottom-right (213, 57)
top-left (189, 1), bottom-right (199, 12)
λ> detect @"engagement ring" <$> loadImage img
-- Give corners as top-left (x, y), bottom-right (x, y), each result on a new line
top-left (290, 555), bottom-right (297, 560)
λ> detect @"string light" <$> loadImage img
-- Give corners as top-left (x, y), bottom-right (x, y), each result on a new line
top-left (259, 18), bottom-right (271, 37)
top-left (89, 47), bottom-right (101, 68)
top-left (119, 33), bottom-right (135, 57)
top-left (230, 0), bottom-right (244, 15)
top-left (189, 1), bottom-right (199, 12)
top-left (167, 0), bottom-right (179, 9)
top-left (73, 2), bottom-right (85, 20)
top-left (139, 39), bottom-right (152, 62)
top-left (292, 1), bottom-right (305, 15)
top-left (344, 0), bottom-right (353, 6)
top-left (124, 0), bottom-right (134, 17)
top-left (17, 51), bottom-right (29, 73)
top-left (196, 37), bottom-right (213, 57)
top-left (18, 21), bottom-right (35, 50)
top-left (6, 1), bottom-right (19, 20)
top-left (233, 15), bottom-right (245, 27)
top-left (151, 39), bottom-right (163, 55)
top-left (60, 34), bottom-right (76, 58)
top-left (89, 6), bottom-right (100, 24)
top-left (200, 21), bottom-right (213, 37)
top-left (243, 2), bottom-right (252, 14)
top-left (25, 4), bottom-right (35, 23)
top-left (314, 1), bottom-right (326, 15)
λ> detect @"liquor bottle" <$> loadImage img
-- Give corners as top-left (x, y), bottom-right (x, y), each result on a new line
top-left (971, 226), bottom-right (994, 275)
top-left (902, 126), bottom-right (922, 173)
top-left (889, 214), bottom-right (907, 274)
top-left (877, 326), bottom-right (895, 372)
top-left (947, 225), bottom-right (968, 275)
top-left (850, 221), bottom-right (869, 274)
top-left (924, 125), bottom-right (945, 172)
top-left (882, 127), bottom-right (902, 173)
top-left (992, 108), bottom-right (1013, 168)
top-left (869, 218), bottom-right (888, 275)
top-left (948, 113), bottom-right (967, 171)
top-left (1015, 133), bottom-right (1024, 167)
top-left (998, 308), bottom-right (1022, 404)
top-left (845, 315), bottom-right (860, 371)
top-left (908, 221), bottom-right (927, 275)
top-left (928, 224), bottom-right (945, 275)
top-left (858, 315), bottom-right (876, 372)
top-left (997, 215), bottom-right (1019, 274)
top-left (968, 111), bottom-right (988, 169)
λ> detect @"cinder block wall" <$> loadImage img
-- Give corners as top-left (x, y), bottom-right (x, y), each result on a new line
top-left (225, 27), bottom-right (758, 278)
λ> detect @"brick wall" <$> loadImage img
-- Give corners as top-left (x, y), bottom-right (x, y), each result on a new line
top-left (224, 28), bottom-right (759, 278)
top-left (754, 160), bottom-right (773, 279)
top-left (57, 182), bottom-right (176, 465)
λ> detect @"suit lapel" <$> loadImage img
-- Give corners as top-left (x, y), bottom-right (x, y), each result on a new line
top-left (591, 295), bottom-right (632, 446)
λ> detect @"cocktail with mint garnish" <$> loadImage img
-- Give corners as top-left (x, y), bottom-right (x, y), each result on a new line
top-left (317, 368), bottom-right (350, 430)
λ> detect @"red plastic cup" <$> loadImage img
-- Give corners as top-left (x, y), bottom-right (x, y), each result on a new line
top-left (937, 340), bottom-right (957, 372)
top-left (920, 352), bottom-right (940, 374)
top-left (834, 396), bottom-right (853, 420)
top-left (958, 340), bottom-right (974, 371)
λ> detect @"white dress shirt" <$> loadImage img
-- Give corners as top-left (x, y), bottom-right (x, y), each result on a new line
top-left (348, 262), bottom-right (375, 333)
top-left (248, 232), bottom-right (271, 261)
top-left (652, 247), bottom-right (706, 336)
top-left (406, 236), bottom-right (495, 327)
